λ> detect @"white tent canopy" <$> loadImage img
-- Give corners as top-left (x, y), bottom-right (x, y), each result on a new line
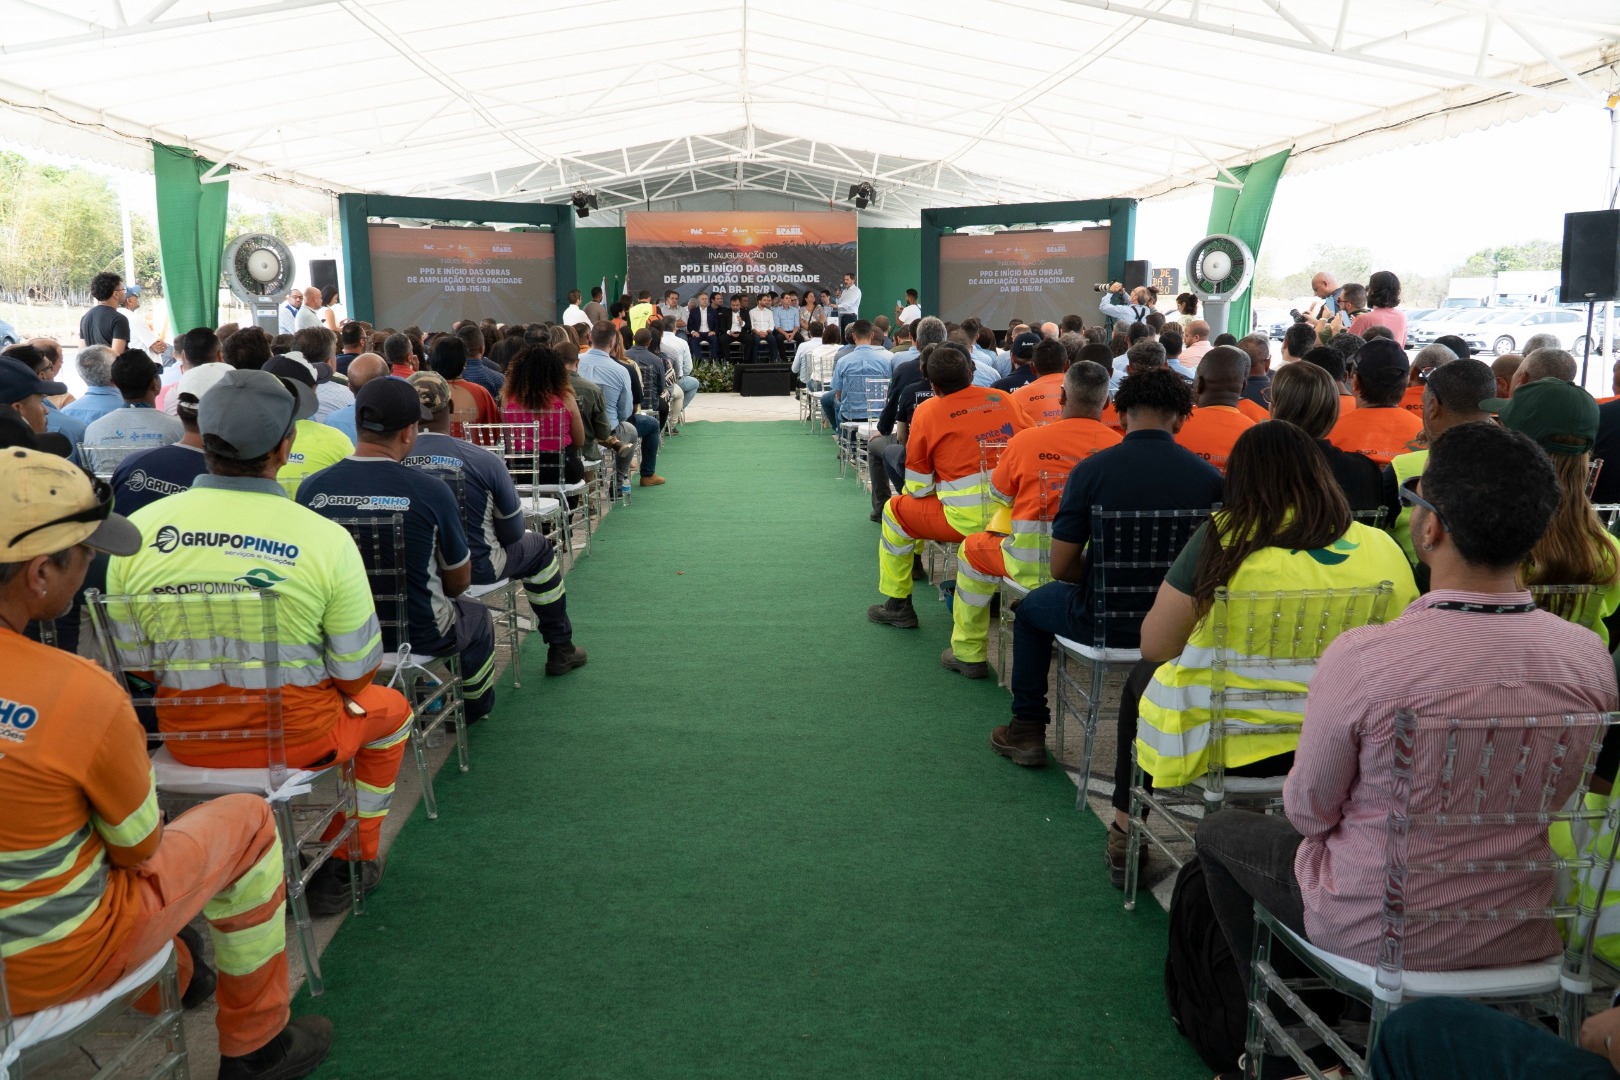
top-left (0, 0), bottom-right (1616, 218)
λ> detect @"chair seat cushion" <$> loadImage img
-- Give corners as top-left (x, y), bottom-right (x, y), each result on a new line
top-left (1055, 636), bottom-right (1142, 664)
top-left (1189, 773), bottom-right (1288, 796)
top-left (465, 579), bottom-right (513, 599)
top-left (151, 746), bottom-right (324, 800)
top-left (1270, 919), bottom-right (1562, 1003)
top-left (2, 941), bottom-right (173, 1065)
top-left (1000, 577), bottom-right (1032, 599)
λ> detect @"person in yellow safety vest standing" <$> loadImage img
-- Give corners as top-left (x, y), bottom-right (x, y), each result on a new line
top-left (943, 360), bottom-right (1121, 678)
top-left (1379, 358), bottom-right (1495, 578)
top-left (0, 441), bottom-right (335, 1080)
top-left (1134, 421), bottom-right (1419, 791)
top-left (868, 344), bottom-right (1031, 629)
top-left (1010, 337), bottom-right (1070, 425)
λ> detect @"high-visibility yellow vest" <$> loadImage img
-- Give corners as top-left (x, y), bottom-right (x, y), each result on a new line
top-left (1136, 520), bottom-right (1418, 786)
top-left (1551, 791), bottom-right (1620, 968)
top-left (1389, 449), bottom-right (1427, 563)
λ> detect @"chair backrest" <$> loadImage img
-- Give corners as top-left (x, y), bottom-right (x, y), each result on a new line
top-left (84, 588), bottom-right (292, 787)
top-left (975, 435), bottom-right (1010, 518)
top-left (1352, 507), bottom-right (1387, 530)
top-left (808, 346), bottom-right (838, 388)
top-left (1529, 583), bottom-right (1603, 629)
top-left (1088, 508), bottom-right (1213, 648)
top-left (1031, 469), bottom-right (1069, 582)
top-left (1593, 503), bottom-right (1620, 535)
top-left (81, 442), bottom-right (143, 481)
top-left (325, 513), bottom-right (410, 654)
top-left (1588, 457), bottom-right (1603, 499)
top-left (463, 421), bottom-right (544, 490)
top-left (1377, 707), bottom-right (1620, 996)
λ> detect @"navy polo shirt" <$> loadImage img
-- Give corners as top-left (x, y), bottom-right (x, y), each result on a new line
top-left (1051, 429), bottom-right (1224, 647)
top-left (111, 443), bottom-right (206, 516)
top-left (403, 432), bottom-right (524, 584)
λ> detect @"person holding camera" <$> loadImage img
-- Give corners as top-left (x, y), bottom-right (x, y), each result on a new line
top-left (1315, 281), bottom-right (1370, 343)
top-left (1098, 282), bottom-right (1153, 325)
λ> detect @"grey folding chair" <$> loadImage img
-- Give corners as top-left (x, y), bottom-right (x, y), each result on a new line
top-left (1245, 707), bottom-right (1620, 1079)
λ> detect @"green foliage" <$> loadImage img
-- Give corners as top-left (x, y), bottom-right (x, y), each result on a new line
top-left (1256, 241), bottom-right (1374, 301)
top-left (225, 205), bottom-right (330, 246)
top-left (1451, 240), bottom-right (1562, 276)
top-left (0, 154), bottom-right (152, 304)
top-left (695, 360), bottom-right (736, 393)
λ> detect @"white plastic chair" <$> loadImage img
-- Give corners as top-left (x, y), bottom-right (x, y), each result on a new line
top-left (1244, 707), bottom-right (1620, 1079)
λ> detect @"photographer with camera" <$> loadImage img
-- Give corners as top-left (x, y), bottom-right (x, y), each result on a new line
top-left (1098, 281), bottom-right (1153, 325)
top-left (1315, 281), bottom-right (1369, 344)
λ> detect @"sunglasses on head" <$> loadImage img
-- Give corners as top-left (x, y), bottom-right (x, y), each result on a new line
top-left (7, 474), bottom-right (113, 549)
top-left (1397, 475), bottom-right (1448, 532)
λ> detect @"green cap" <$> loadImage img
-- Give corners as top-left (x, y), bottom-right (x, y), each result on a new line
top-left (1481, 377), bottom-right (1598, 456)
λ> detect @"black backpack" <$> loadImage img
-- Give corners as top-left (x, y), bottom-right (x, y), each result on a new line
top-left (1163, 856), bottom-right (1249, 1074)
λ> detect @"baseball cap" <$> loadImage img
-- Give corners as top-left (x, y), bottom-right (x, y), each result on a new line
top-left (262, 355), bottom-right (319, 420)
top-left (0, 448), bottom-right (140, 559)
top-left (356, 376), bottom-right (431, 433)
top-left (0, 356), bottom-right (66, 403)
top-left (1351, 338), bottom-right (1408, 382)
top-left (0, 409), bottom-right (72, 458)
top-left (198, 368), bottom-right (298, 460)
top-left (1482, 377), bottom-right (1598, 455)
top-left (124, 284), bottom-right (140, 297)
top-left (177, 362), bottom-right (234, 412)
top-left (1010, 331), bottom-right (1042, 361)
top-left (409, 371), bottom-right (452, 415)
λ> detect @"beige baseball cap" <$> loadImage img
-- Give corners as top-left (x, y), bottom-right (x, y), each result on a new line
top-left (0, 448), bottom-right (140, 560)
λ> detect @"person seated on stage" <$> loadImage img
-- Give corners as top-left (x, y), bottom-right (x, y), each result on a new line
top-left (945, 360), bottom-right (1119, 679)
top-left (296, 377), bottom-right (498, 726)
top-left (105, 369), bottom-right (413, 915)
top-left (748, 294), bottom-right (778, 362)
top-left (821, 320), bottom-right (892, 430)
top-left (1195, 421), bottom-right (1611, 994)
top-left (406, 372), bottom-right (586, 677)
top-left (1173, 345), bottom-right (1256, 473)
top-left (990, 368), bottom-right (1222, 785)
top-left (1326, 338), bottom-right (1423, 466)
top-left (1009, 337), bottom-right (1068, 423)
top-left (686, 292), bottom-right (720, 360)
top-left (0, 448), bottom-right (336, 1080)
top-left (868, 346), bottom-right (1031, 629)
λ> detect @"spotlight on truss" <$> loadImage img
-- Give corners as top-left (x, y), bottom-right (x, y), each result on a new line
top-left (571, 190), bottom-right (599, 219)
top-left (846, 181), bottom-right (877, 210)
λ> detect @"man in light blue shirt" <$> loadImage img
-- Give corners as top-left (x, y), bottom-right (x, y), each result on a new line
top-left (1099, 283), bottom-right (1153, 325)
top-left (61, 345), bottom-right (124, 426)
top-left (821, 320), bottom-right (891, 427)
top-left (773, 291), bottom-right (801, 357)
top-left (323, 352), bottom-right (387, 445)
top-left (886, 324), bottom-right (918, 372)
top-left (80, 350), bottom-right (184, 476)
top-left (579, 323), bottom-right (662, 490)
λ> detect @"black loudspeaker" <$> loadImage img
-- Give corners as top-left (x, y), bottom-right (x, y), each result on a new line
top-left (309, 258), bottom-right (339, 298)
top-left (1562, 210), bottom-right (1620, 303)
top-left (1123, 259), bottom-right (1152, 291)
top-left (735, 363), bottom-right (793, 396)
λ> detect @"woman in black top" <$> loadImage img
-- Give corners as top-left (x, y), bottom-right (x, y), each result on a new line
top-left (1268, 360), bottom-right (1383, 512)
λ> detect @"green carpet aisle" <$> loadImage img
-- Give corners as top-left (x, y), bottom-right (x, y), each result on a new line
top-left (297, 420), bottom-right (1204, 1079)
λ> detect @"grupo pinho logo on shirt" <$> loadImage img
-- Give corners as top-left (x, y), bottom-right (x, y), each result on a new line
top-left (150, 525), bottom-right (300, 566)
top-left (306, 494), bottom-right (411, 512)
top-left (0, 696), bottom-right (40, 742)
top-left (124, 470), bottom-right (188, 496)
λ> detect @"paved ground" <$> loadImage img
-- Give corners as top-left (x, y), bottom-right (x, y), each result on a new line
top-left (682, 391), bottom-right (801, 422)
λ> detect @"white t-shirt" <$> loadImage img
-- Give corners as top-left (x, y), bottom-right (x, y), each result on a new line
top-left (562, 304), bottom-right (588, 326)
top-left (898, 303), bottom-right (921, 324)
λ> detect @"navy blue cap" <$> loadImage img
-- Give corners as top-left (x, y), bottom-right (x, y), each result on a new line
top-left (356, 376), bottom-right (432, 433)
top-left (0, 357), bottom-right (66, 403)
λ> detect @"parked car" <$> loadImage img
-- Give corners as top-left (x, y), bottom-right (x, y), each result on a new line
top-left (1461, 307), bottom-right (1587, 356)
top-left (0, 317), bottom-right (17, 348)
top-left (1400, 308), bottom-right (1436, 347)
top-left (1409, 307), bottom-right (1483, 346)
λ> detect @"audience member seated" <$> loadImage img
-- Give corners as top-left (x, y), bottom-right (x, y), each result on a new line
top-left (106, 369), bottom-right (412, 914)
top-left (6, 341), bottom-right (87, 451)
top-left (292, 326), bottom-right (352, 422)
top-left (868, 346), bottom-right (1030, 629)
top-left (297, 378), bottom-right (498, 725)
top-left (1233, 334), bottom-right (1272, 420)
top-left (79, 350), bottom-right (183, 476)
top-left (428, 334), bottom-right (498, 434)
top-left (1194, 421), bottom-right (1612, 990)
top-left (606, 330), bottom-right (665, 488)
top-left (1487, 377), bottom-right (1620, 642)
top-left (1134, 419), bottom-right (1418, 792)
top-left (0, 354), bottom-right (66, 438)
top-left (1379, 358), bottom-right (1494, 568)
top-left (334, 320), bottom-right (367, 375)
top-left (1173, 345), bottom-right (1256, 473)
top-left (626, 328), bottom-right (672, 427)
top-left (946, 361), bottom-right (1119, 679)
top-left (323, 352), bottom-right (386, 445)
top-left (868, 318), bottom-right (948, 521)
top-left (1009, 338), bottom-right (1068, 423)
top-left (821, 320), bottom-right (891, 430)
top-left (111, 362), bottom-right (233, 515)
top-left (61, 345), bottom-right (121, 425)
top-left (407, 372), bottom-right (586, 677)
top-left (222, 325), bottom-right (270, 371)
top-left (1268, 361), bottom-right (1382, 512)
top-left (991, 368), bottom-right (1222, 774)
top-left (1326, 338), bottom-right (1423, 466)
top-left (1508, 346), bottom-right (1579, 395)
top-left (501, 343), bottom-right (586, 486)
top-left (1369, 996), bottom-right (1620, 1080)
top-left (262, 355), bottom-right (354, 499)
top-left (578, 322), bottom-right (654, 494)
top-left (561, 340), bottom-right (613, 472)
top-left (1401, 342), bottom-right (1455, 415)
top-left (455, 322), bottom-right (506, 398)
top-left (0, 448), bottom-right (335, 1079)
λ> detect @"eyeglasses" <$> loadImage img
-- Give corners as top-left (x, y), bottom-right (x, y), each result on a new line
top-left (7, 475), bottom-right (114, 549)
top-left (1398, 475), bottom-right (1448, 532)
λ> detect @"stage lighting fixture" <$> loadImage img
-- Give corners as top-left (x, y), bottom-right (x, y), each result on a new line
top-left (571, 189), bottom-right (599, 219)
top-left (847, 181), bottom-right (876, 210)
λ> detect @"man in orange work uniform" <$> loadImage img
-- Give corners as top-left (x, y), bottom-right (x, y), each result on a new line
top-left (0, 438), bottom-right (333, 1080)
top-left (869, 344), bottom-right (1031, 628)
top-left (944, 360), bottom-right (1120, 677)
top-left (1327, 338), bottom-right (1424, 466)
top-left (1174, 345), bottom-right (1257, 473)
top-left (1011, 338), bottom-right (1070, 424)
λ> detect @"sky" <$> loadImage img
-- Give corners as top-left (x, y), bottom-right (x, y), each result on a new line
top-left (1133, 104), bottom-right (1616, 280)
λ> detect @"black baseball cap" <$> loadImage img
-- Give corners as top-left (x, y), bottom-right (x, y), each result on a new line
top-left (0, 409), bottom-right (72, 457)
top-left (1010, 332), bottom-right (1042, 361)
top-left (356, 376), bottom-right (432, 433)
top-left (0, 357), bottom-right (66, 403)
top-left (1352, 338), bottom-right (1409, 382)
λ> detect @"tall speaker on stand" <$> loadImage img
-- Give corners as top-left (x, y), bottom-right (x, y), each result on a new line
top-left (1561, 209), bottom-right (1620, 386)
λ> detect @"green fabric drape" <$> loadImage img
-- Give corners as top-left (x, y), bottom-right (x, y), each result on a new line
top-left (574, 227), bottom-right (627, 303)
top-left (1205, 147), bottom-right (1291, 338)
top-left (152, 142), bottom-right (229, 334)
top-left (856, 228), bottom-right (921, 323)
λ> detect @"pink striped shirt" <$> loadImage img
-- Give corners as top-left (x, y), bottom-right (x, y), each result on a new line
top-left (1286, 590), bottom-right (1616, 969)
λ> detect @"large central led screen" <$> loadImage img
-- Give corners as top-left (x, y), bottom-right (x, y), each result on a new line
top-left (626, 211), bottom-right (857, 304)
top-left (367, 225), bottom-right (556, 329)
top-left (937, 228), bottom-right (1110, 325)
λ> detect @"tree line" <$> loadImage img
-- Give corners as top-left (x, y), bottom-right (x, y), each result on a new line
top-left (1256, 239), bottom-right (1562, 308)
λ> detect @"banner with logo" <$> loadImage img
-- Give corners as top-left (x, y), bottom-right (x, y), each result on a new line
top-left (625, 212), bottom-right (857, 305)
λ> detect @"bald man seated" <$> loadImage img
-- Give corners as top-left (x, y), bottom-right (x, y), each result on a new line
top-left (322, 353), bottom-right (385, 444)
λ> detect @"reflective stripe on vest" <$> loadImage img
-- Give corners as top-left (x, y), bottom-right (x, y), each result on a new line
top-left (1001, 519), bottom-right (1052, 586)
top-left (0, 847), bottom-right (108, 958)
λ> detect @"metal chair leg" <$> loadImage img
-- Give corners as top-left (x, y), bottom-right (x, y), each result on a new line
top-left (274, 798), bottom-right (324, 996)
